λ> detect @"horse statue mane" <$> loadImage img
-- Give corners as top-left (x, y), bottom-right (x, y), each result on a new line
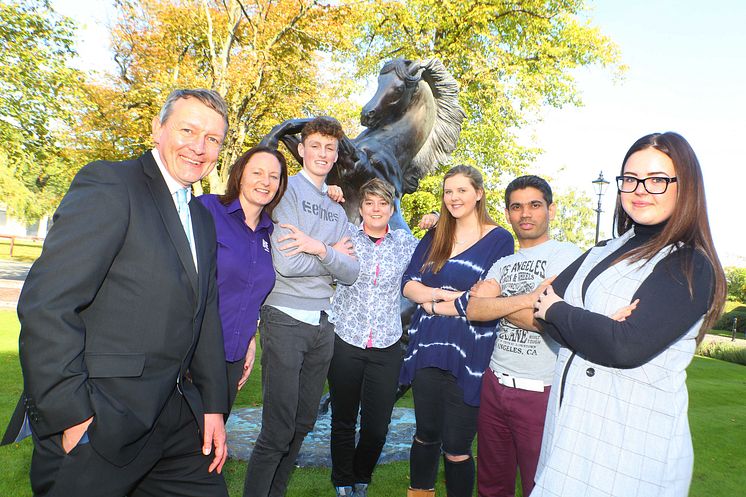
top-left (257, 58), bottom-right (465, 359)
top-left (259, 57), bottom-right (465, 231)
top-left (404, 58), bottom-right (464, 188)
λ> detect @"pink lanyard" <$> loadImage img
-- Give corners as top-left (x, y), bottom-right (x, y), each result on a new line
top-left (367, 235), bottom-right (385, 348)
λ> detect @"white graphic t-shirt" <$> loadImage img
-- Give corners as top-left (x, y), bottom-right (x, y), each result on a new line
top-left (487, 240), bottom-right (582, 385)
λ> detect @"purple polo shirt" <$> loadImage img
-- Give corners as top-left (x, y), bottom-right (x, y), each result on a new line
top-left (198, 194), bottom-right (275, 362)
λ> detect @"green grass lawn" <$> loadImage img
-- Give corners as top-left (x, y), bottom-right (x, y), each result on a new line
top-left (0, 239), bottom-right (43, 263)
top-left (1, 309), bottom-right (744, 496)
top-left (0, 311), bottom-right (32, 497)
top-left (687, 356), bottom-right (746, 496)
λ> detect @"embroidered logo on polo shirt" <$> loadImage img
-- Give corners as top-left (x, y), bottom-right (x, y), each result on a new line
top-left (262, 239), bottom-right (270, 252)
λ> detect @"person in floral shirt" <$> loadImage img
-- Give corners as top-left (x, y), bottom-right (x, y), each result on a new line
top-left (327, 178), bottom-right (424, 497)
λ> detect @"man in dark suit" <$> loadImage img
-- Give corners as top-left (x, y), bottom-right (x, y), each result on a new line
top-left (2, 89), bottom-right (231, 496)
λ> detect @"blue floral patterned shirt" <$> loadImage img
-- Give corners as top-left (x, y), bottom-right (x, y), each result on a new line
top-left (329, 223), bottom-right (419, 349)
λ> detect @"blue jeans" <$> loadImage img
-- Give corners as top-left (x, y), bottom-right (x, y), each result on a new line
top-left (243, 306), bottom-right (334, 497)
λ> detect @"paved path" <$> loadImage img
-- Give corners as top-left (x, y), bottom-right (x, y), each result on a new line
top-left (0, 260), bottom-right (30, 309)
top-left (0, 260), bottom-right (32, 281)
top-left (702, 333), bottom-right (746, 347)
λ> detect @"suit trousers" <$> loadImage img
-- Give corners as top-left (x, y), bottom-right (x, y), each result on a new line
top-left (29, 388), bottom-right (228, 497)
top-left (226, 358), bottom-right (245, 417)
top-left (477, 368), bottom-right (550, 497)
top-left (327, 334), bottom-right (403, 487)
top-left (243, 306), bottom-right (334, 497)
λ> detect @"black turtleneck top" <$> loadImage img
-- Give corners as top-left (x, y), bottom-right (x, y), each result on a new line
top-left (539, 222), bottom-right (714, 368)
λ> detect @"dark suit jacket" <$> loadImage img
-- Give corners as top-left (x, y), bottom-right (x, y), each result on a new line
top-left (2, 152), bottom-right (228, 467)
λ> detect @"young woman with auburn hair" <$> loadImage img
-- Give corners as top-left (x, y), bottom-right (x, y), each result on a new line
top-left (532, 132), bottom-right (726, 497)
top-left (198, 145), bottom-right (288, 412)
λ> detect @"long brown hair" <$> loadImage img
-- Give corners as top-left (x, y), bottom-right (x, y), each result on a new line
top-left (422, 165), bottom-right (496, 273)
top-left (613, 132), bottom-right (725, 341)
top-left (219, 146), bottom-right (288, 221)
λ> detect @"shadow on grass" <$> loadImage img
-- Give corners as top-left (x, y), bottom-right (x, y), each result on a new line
top-left (0, 351), bottom-right (32, 497)
top-left (1, 349), bottom-right (745, 496)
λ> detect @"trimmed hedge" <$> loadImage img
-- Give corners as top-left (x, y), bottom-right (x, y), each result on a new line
top-left (715, 302), bottom-right (746, 333)
top-left (696, 340), bottom-right (746, 366)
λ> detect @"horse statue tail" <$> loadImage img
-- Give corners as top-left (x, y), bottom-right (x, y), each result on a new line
top-left (405, 59), bottom-right (466, 193)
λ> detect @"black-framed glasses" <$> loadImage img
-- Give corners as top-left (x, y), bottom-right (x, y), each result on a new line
top-left (616, 176), bottom-right (678, 194)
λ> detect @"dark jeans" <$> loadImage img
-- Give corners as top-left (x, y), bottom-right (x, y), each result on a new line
top-left (327, 334), bottom-right (403, 487)
top-left (410, 367), bottom-right (479, 493)
top-left (30, 388), bottom-right (227, 497)
top-left (243, 306), bottom-right (334, 497)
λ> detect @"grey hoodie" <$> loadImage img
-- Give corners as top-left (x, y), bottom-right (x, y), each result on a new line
top-left (264, 173), bottom-right (359, 310)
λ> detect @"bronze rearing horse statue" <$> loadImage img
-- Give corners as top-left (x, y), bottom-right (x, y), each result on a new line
top-left (259, 58), bottom-right (465, 231)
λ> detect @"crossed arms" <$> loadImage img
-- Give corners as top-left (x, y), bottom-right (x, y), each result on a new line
top-left (466, 278), bottom-right (551, 329)
top-left (269, 185), bottom-right (359, 284)
top-left (466, 277), bottom-right (638, 330)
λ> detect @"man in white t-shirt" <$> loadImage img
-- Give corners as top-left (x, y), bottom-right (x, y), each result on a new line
top-left (466, 175), bottom-right (582, 497)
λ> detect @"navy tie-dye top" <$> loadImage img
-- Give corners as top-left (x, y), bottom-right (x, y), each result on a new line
top-left (400, 227), bottom-right (514, 406)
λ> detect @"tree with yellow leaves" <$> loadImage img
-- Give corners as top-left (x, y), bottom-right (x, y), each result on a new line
top-left (77, 0), bottom-right (366, 193)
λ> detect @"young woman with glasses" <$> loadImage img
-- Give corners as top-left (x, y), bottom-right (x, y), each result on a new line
top-left (531, 132), bottom-right (726, 497)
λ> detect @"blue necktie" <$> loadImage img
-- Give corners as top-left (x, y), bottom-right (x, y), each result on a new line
top-left (175, 188), bottom-right (197, 269)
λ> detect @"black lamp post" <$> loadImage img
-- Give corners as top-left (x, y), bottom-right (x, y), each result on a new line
top-left (592, 171), bottom-right (610, 244)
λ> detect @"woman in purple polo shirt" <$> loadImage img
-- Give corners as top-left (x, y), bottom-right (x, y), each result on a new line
top-left (199, 145), bottom-right (288, 412)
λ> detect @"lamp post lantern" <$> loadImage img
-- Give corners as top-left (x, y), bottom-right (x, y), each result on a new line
top-left (592, 171), bottom-right (610, 244)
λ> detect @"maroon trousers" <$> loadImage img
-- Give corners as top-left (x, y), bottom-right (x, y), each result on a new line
top-left (477, 368), bottom-right (551, 497)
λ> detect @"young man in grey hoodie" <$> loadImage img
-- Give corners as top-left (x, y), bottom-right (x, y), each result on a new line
top-left (243, 117), bottom-right (360, 497)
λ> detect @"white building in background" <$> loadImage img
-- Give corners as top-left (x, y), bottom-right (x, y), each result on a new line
top-left (0, 204), bottom-right (50, 239)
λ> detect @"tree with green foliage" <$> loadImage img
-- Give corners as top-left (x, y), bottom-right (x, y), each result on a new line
top-left (551, 188), bottom-right (595, 249)
top-left (4, 0), bottom-right (622, 242)
top-left (0, 0), bottom-right (82, 221)
top-left (725, 267), bottom-right (746, 302)
top-left (349, 0), bottom-right (621, 171)
top-left (348, 0), bottom-right (622, 238)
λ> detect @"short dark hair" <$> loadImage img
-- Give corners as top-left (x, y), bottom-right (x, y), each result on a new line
top-left (219, 146), bottom-right (288, 221)
top-left (504, 175), bottom-right (553, 207)
top-left (301, 116), bottom-right (345, 143)
top-left (158, 89), bottom-right (229, 133)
